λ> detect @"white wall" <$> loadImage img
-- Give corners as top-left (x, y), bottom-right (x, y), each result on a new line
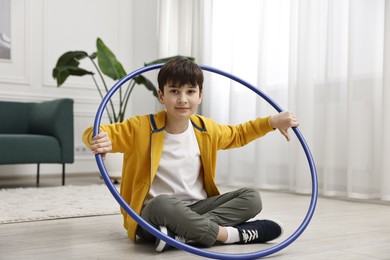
top-left (0, 0), bottom-right (159, 176)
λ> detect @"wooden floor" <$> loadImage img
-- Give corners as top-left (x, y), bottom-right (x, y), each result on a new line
top-left (0, 174), bottom-right (389, 260)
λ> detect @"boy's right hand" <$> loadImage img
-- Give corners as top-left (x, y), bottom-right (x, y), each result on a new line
top-left (90, 132), bottom-right (112, 160)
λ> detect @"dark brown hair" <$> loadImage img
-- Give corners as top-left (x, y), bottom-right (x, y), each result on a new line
top-left (157, 56), bottom-right (203, 92)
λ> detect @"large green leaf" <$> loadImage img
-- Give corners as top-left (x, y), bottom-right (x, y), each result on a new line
top-left (96, 38), bottom-right (127, 81)
top-left (52, 51), bottom-right (93, 86)
top-left (144, 55), bottom-right (195, 66)
top-left (133, 75), bottom-right (158, 97)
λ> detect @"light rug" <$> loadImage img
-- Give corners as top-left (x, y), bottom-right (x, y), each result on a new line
top-left (0, 184), bottom-right (121, 224)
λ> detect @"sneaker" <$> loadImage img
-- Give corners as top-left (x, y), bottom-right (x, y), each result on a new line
top-left (155, 226), bottom-right (185, 253)
top-left (235, 220), bottom-right (283, 244)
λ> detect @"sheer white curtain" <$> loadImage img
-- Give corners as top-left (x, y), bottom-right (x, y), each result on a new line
top-left (158, 0), bottom-right (390, 201)
top-left (156, 0), bottom-right (212, 63)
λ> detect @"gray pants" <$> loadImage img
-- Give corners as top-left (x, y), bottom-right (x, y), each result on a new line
top-left (137, 187), bottom-right (262, 247)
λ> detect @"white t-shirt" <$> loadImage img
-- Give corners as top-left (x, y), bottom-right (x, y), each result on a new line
top-left (146, 122), bottom-right (207, 205)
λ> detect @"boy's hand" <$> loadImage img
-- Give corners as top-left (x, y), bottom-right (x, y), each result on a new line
top-left (90, 132), bottom-right (112, 160)
top-left (270, 111), bottom-right (299, 141)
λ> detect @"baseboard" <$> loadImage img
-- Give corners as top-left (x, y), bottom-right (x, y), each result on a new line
top-left (0, 172), bottom-right (97, 180)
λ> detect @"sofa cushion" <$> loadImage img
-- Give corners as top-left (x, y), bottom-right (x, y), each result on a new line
top-left (0, 134), bottom-right (62, 164)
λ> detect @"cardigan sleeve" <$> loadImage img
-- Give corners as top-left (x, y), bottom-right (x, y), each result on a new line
top-left (206, 116), bottom-right (275, 150)
top-left (82, 116), bottom-right (142, 153)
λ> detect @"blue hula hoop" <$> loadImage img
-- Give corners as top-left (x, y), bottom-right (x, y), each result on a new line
top-left (93, 63), bottom-right (318, 259)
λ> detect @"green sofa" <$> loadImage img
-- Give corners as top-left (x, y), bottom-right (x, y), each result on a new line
top-left (0, 98), bottom-right (74, 186)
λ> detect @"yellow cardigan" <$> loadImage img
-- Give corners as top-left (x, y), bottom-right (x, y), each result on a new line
top-left (82, 110), bottom-right (274, 241)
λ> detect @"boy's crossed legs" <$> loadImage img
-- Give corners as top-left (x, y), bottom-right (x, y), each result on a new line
top-left (137, 188), bottom-right (283, 252)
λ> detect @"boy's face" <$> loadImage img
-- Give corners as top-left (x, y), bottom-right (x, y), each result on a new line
top-left (158, 82), bottom-right (202, 121)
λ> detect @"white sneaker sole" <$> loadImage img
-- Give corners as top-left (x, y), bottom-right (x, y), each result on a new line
top-left (155, 226), bottom-right (168, 253)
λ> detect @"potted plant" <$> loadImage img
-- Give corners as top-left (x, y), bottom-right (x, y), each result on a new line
top-left (52, 37), bottom-right (194, 123)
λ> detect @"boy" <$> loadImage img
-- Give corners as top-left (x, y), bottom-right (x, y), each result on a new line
top-left (82, 57), bottom-right (299, 252)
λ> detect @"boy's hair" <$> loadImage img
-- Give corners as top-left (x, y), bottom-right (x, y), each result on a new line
top-left (158, 56), bottom-right (204, 92)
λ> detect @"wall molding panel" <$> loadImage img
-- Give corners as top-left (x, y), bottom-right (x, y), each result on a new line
top-left (0, 0), bottom-right (29, 84)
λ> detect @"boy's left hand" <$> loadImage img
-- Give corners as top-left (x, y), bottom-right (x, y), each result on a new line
top-left (270, 111), bottom-right (300, 141)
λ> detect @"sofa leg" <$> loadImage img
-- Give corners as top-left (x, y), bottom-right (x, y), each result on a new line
top-left (62, 163), bottom-right (65, 186)
top-left (36, 163), bottom-right (40, 187)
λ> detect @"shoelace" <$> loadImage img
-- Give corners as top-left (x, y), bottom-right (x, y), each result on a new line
top-left (175, 235), bottom-right (186, 243)
top-left (241, 229), bottom-right (259, 243)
